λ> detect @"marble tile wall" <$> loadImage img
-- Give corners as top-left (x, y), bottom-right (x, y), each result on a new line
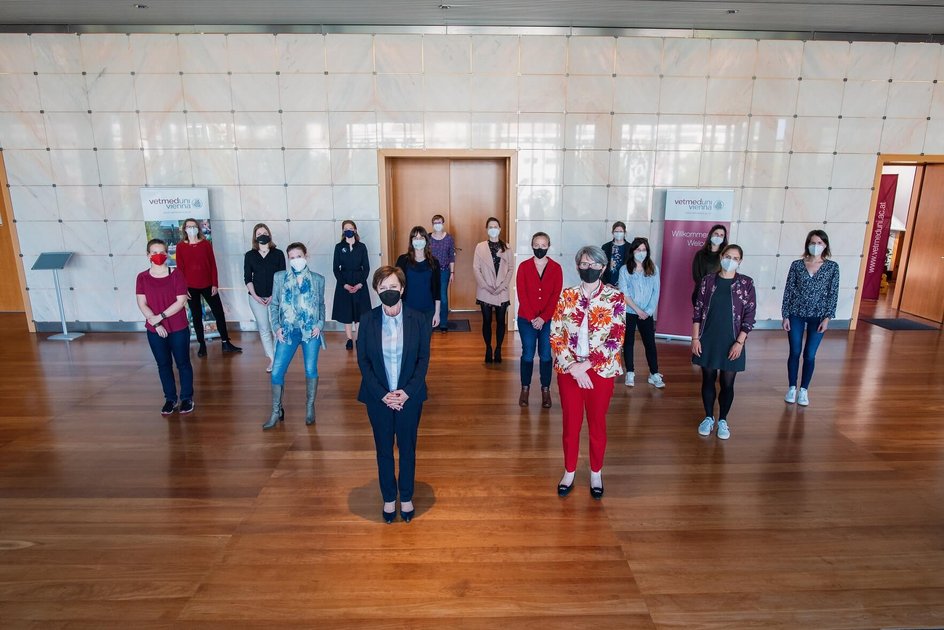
top-left (0, 32), bottom-right (941, 323)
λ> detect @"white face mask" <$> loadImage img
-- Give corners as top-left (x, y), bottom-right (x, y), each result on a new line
top-left (720, 258), bottom-right (739, 273)
top-left (289, 257), bottom-right (307, 272)
top-left (710, 235), bottom-right (724, 247)
top-left (808, 243), bottom-right (825, 257)
top-left (186, 226), bottom-right (199, 238)
top-left (432, 223), bottom-right (444, 232)
top-left (613, 231), bottom-right (625, 242)
top-left (487, 227), bottom-right (500, 239)
top-left (634, 251), bottom-right (647, 263)
top-left (412, 239), bottom-right (427, 251)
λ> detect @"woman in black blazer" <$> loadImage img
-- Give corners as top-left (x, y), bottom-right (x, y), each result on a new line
top-left (356, 265), bottom-right (431, 524)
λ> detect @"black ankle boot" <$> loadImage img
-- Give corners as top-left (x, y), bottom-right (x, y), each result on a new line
top-left (484, 346), bottom-right (493, 363)
top-left (494, 347), bottom-right (502, 363)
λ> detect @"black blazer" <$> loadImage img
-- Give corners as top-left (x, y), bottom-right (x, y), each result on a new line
top-left (356, 305), bottom-right (431, 406)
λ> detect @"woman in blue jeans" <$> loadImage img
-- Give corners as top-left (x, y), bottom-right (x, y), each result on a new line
top-left (781, 230), bottom-right (840, 407)
top-left (514, 232), bottom-right (563, 408)
top-left (263, 242), bottom-right (326, 430)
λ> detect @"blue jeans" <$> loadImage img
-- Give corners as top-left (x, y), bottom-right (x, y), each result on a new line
top-left (438, 268), bottom-right (450, 329)
top-left (787, 316), bottom-right (825, 389)
top-left (147, 328), bottom-right (193, 402)
top-left (271, 329), bottom-right (322, 385)
top-left (517, 316), bottom-right (552, 387)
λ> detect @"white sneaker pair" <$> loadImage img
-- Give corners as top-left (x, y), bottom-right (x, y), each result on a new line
top-left (625, 372), bottom-right (665, 388)
top-left (784, 386), bottom-right (810, 406)
top-left (698, 416), bottom-right (730, 439)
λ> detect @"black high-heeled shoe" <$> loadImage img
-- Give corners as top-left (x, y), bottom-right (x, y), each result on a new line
top-left (382, 508), bottom-right (396, 524)
top-left (400, 507), bottom-right (415, 523)
top-left (590, 484), bottom-right (604, 500)
top-left (557, 480), bottom-right (574, 497)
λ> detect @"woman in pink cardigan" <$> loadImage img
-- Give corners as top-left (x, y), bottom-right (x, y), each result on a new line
top-left (473, 216), bottom-right (514, 364)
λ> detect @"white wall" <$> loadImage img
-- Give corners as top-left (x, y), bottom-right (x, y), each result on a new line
top-left (0, 33), bottom-right (941, 324)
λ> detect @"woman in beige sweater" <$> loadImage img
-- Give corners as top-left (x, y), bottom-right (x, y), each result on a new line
top-left (473, 216), bottom-right (514, 363)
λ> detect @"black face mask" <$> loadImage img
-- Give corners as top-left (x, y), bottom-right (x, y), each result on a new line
top-left (578, 267), bottom-right (603, 283)
top-left (343, 229), bottom-right (356, 239)
top-left (532, 248), bottom-right (548, 259)
top-left (379, 290), bottom-right (401, 307)
top-left (256, 234), bottom-right (271, 245)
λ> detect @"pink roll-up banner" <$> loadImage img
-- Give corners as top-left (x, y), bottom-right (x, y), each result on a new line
top-left (655, 189), bottom-right (734, 339)
top-left (861, 174), bottom-right (898, 300)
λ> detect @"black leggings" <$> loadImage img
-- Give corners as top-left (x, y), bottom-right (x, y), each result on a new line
top-left (187, 286), bottom-right (230, 344)
top-left (701, 367), bottom-right (737, 420)
top-left (623, 314), bottom-right (659, 373)
top-left (480, 302), bottom-right (509, 349)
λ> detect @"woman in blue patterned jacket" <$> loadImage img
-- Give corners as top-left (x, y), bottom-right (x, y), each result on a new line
top-left (781, 230), bottom-right (840, 408)
top-left (691, 244), bottom-right (756, 441)
top-left (263, 242), bottom-right (326, 430)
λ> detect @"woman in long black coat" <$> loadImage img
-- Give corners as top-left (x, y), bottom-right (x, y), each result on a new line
top-left (332, 219), bottom-right (372, 350)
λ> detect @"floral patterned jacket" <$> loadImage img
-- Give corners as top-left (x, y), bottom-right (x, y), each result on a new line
top-left (550, 283), bottom-right (627, 378)
top-left (693, 272), bottom-right (757, 339)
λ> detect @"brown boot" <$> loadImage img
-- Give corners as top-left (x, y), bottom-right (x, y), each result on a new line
top-left (541, 387), bottom-right (552, 408)
top-left (518, 386), bottom-right (529, 407)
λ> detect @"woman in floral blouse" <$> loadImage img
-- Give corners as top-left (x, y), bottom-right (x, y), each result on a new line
top-left (550, 246), bottom-right (626, 500)
top-left (263, 242), bottom-right (326, 431)
top-left (691, 244), bottom-right (756, 441)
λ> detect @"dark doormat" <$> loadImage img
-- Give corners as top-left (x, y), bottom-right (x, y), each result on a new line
top-left (862, 318), bottom-right (940, 331)
top-left (444, 319), bottom-right (471, 332)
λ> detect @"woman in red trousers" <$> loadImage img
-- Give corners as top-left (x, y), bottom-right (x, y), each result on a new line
top-left (550, 245), bottom-right (626, 500)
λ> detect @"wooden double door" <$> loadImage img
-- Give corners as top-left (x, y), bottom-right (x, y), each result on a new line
top-left (898, 164), bottom-right (944, 324)
top-left (386, 158), bottom-right (508, 311)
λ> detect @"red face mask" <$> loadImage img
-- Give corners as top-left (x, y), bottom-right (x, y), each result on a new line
top-left (150, 253), bottom-right (168, 266)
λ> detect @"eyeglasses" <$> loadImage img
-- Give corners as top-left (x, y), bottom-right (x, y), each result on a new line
top-left (577, 262), bottom-right (604, 270)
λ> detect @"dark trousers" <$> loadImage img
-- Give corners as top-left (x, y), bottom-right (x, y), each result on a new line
top-left (787, 316), bottom-right (825, 389)
top-left (367, 400), bottom-right (423, 503)
top-left (481, 302), bottom-right (508, 349)
top-left (147, 328), bottom-right (194, 402)
top-left (623, 314), bottom-right (659, 373)
top-left (187, 286), bottom-right (230, 344)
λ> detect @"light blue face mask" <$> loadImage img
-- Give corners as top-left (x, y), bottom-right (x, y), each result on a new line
top-left (720, 258), bottom-right (739, 273)
top-left (412, 239), bottom-right (427, 250)
top-left (634, 251), bottom-right (647, 262)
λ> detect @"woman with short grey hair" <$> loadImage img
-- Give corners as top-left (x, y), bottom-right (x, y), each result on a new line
top-left (550, 244), bottom-right (627, 500)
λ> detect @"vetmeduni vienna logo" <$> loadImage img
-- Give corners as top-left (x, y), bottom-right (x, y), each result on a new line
top-left (193, 199), bottom-right (203, 209)
top-left (714, 200), bottom-right (725, 210)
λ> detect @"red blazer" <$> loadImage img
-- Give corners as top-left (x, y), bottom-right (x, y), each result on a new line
top-left (175, 239), bottom-right (219, 289)
top-left (516, 257), bottom-right (563, 322)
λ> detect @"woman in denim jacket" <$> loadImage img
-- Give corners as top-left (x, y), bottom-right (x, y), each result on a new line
top-left (691, 244), bottom-right (756, 441)
top-left (263, 242), bottom-right (326, 430)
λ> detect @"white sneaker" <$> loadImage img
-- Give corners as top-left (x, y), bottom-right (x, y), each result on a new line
top-left (625, 371), bottom-right (635, 387)
top-left (717, 419), bottom-right (730, 440)
top-left (698, 416), bottom-right (714, 436)
top-left (797, 388), bottom-right (810, 406)
top-left (648, 373), bottom-right (665, 388)
top-left (784, 386), bottom-right (797, 403)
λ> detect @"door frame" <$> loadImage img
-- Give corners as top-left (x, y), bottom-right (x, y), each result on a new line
top-left (0, 155), bottom-right (34, 330)
top-left (851, 153), bottom-right (944, 329)
top-left (377, 149), bottom-right (518, 320)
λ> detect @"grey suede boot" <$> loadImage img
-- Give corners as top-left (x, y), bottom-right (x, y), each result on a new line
top-left (305, 378), bottom-right (318, 426)
top-left (262, 384), bottom-right (284, 430)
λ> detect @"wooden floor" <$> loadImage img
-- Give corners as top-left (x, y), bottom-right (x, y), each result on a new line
top-left (0, 306), bottom-right (943, 629)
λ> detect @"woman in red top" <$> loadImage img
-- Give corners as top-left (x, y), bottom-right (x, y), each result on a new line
top-left (174, 218), bottom-right (241, 356)
top-left (515, 232), bottom-right (563, 408)
top-left (136, 239), bottom-right (195, 416)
